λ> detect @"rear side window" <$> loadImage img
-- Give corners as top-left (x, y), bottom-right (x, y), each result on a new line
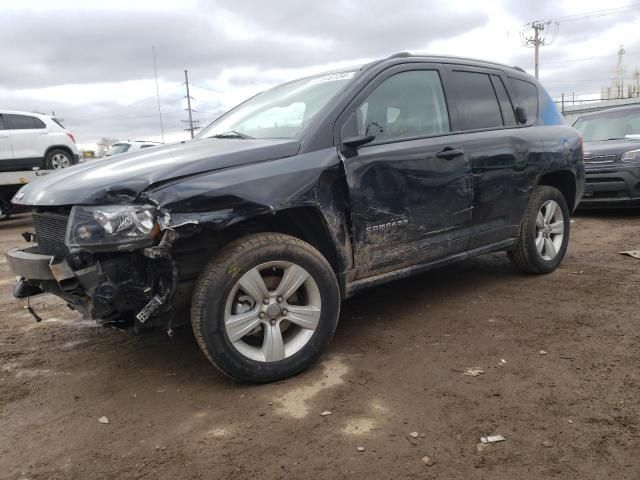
top-left (451, 71), bottom-right (503, 130)
top-left (510, 78), bottom-right (538, 122)
top-left (490, 75), bottom-right (516, 126)
top-left (52, 118), bottom-right (66, 129)
top-left (5, 114), bottom-right (44, 129)
top-left (356, 70), bottom-right (450, 142)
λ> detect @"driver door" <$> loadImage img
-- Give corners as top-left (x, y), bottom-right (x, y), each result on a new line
top-left (337, 65), bottom-right (473, 278)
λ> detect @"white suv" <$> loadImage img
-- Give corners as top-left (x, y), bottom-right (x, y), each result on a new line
top-left (105, 140), bottom-right (162, 156)
top-left (0, 110), bottom-right (79, 171)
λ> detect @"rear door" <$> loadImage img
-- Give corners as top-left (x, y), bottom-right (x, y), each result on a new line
top-left (0, 115), bottom-right (13, 162)
top-left (5, 114), bottom-right (46, 166)
top-left (337, 64), bottom-right (473, 277)
top-left (445, 66), bottom-right (543, 249)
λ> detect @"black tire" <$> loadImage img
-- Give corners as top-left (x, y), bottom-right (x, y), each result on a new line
top-left (0, 200), bottom-right (11, 221)
top-left (191, 233), bottom-right (341, 383)
top-left (508, 185), bottom-right (571, 274)
top-left (45, 149), bottom-right (72, 169)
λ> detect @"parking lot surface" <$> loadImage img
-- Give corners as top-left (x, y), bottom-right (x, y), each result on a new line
top-left (1, 211), bottom-right (639, 480)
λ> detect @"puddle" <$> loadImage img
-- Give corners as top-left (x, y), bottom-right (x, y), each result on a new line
top-left (272, 356), bottom-right (349, 419)
top-left (1, 362), bottom-right (67, 379)
top-left (342, 398), bottom-right (389, 436)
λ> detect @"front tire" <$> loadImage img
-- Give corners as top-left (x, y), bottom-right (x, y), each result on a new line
top-left (191, 233), bottom-right (341, 383)
top-left (508, 185), bottom-right (570, 274)
top-left (45, 149), bottom-right (72, 169)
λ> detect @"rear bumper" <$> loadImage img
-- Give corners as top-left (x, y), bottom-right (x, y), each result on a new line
top-left (579, 165), bottom-right (640, 206)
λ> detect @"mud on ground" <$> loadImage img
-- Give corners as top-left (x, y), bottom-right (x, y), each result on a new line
top-left (1, 211), bottom-right (639, 479)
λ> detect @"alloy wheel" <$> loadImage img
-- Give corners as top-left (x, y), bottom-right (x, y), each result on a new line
top-left (223, 261), bottom-right (322, 362)
top-left (535, 199), bottom-right (564, 260)
top-left (51, 153), bottom-right (70, 169)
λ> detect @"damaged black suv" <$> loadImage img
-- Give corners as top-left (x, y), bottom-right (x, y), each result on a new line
top-left (7, 53), bottom-right (584, 382)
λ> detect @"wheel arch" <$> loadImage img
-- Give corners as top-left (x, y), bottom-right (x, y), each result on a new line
top-left (44, 145), bottom-right (75, 168)
top-left (170, 204), bottom-right (354, 299)
top-left (538, 170), bottom-right (577, 212)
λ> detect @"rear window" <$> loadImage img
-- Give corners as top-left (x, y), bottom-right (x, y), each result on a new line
top-left (451, 71), bottom-right (503, 130)
top-left (52, 118), bottom-right (66, 129)
top-left (510, 78), bottom-right (538, 122)
top-left (5, 114), bottom-right (45, 129)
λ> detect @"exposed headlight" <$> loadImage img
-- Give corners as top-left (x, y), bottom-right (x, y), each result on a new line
top-left (621, 149), bottom-right (640, 163)
top-left (66, 205), bottom-right (159, 251)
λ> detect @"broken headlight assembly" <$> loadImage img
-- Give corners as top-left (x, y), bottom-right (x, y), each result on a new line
top-left (65, 205), bottom-right (160, 251)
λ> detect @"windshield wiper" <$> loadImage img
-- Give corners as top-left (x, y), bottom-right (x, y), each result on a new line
top-left (211, 130), bottom-right (254, 139)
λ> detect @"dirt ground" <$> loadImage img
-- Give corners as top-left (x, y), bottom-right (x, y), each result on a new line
top-left (1, 210), bottom-right (639, 480)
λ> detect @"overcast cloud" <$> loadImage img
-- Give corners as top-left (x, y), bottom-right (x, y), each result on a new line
top-left (1, 0), bottom-right (640, 147)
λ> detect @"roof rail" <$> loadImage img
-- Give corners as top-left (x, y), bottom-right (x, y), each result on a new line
top-left (387, 52), bottom-right (412, 59)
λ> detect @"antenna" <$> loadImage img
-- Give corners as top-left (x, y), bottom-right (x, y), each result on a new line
top-left (152, 46), bottom-right (165, 143)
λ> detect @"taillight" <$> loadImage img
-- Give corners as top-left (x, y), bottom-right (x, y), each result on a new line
top-left (66, 133), bottom-right (76, 144)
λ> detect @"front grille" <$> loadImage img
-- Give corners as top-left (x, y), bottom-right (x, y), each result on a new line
top-left (32, 212), bottom-right (71, 259)
top-left (584, 154), bottom-right (616, 164)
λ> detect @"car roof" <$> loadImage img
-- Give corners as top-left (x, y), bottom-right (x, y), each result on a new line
top-left (0, 109), bottom-right (51, 119)
top-left (362, 52), bottom-right (528, 75)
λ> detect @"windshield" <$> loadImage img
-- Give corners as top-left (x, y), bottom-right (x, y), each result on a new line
top-left (106, 143), bottom-right (131, 156)
top-left (198, 71), bottom-right (357, 140)
top-left (574, 109), bottom-right (640, 141)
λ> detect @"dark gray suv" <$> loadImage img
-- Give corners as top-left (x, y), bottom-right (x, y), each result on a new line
top-left (573, 105), bottom-right (640, 206)
top-left (7, 53), bottom-right (584, 382)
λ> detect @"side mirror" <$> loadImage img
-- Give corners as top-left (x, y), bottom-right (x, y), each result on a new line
top-left (342, 135), bottom-right (376, 149)
top-left (515, 106), bottom-right (528, 125)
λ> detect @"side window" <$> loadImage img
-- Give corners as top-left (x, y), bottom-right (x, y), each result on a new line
top-left (0, 115), bottom-right (4, 130)
top-left (510, 78), bottom-right (538, 122)
top-left (490, 75), bottom-right (517, 126)
top-left (33, 117), bottom-right (46, 129)
top-left (6, 114), bottom-right (38, 130)
top-left (451, 71), bottom-right (503, 130)
top-left (357, 70), bottom-right (450, 142)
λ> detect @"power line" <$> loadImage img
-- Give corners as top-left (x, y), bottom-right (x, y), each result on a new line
top-left (190, 83), bottom-right (224, 94)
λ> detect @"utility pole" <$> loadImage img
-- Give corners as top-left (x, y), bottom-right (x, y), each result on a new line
top-left (521, 21), bottom-right (559, 79)
top-left (182, 69), bottom-right (200, 139)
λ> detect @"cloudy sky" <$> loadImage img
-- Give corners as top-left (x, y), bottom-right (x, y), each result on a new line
top-left (2, 0), bottom-right (640, 149)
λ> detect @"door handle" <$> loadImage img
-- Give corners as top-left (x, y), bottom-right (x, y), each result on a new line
top-left (436, 147), bottom-right (464, 160)
top-left (0, 135), bottom-right (8, 139)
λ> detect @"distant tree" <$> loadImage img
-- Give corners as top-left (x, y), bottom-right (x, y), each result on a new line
top-left (97, 137), bottom-right (119, 157)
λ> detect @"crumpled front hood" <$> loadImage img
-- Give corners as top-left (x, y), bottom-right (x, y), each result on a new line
top-left (13, 138), bottom-right (300, 207)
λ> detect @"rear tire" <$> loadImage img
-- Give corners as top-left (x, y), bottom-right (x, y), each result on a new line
top-left (45, 149), bottom-right (72, 169)
top-left (191, 233), bottom-right (340, 383)
top-left (508, 185), bottom-right (570, 274)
